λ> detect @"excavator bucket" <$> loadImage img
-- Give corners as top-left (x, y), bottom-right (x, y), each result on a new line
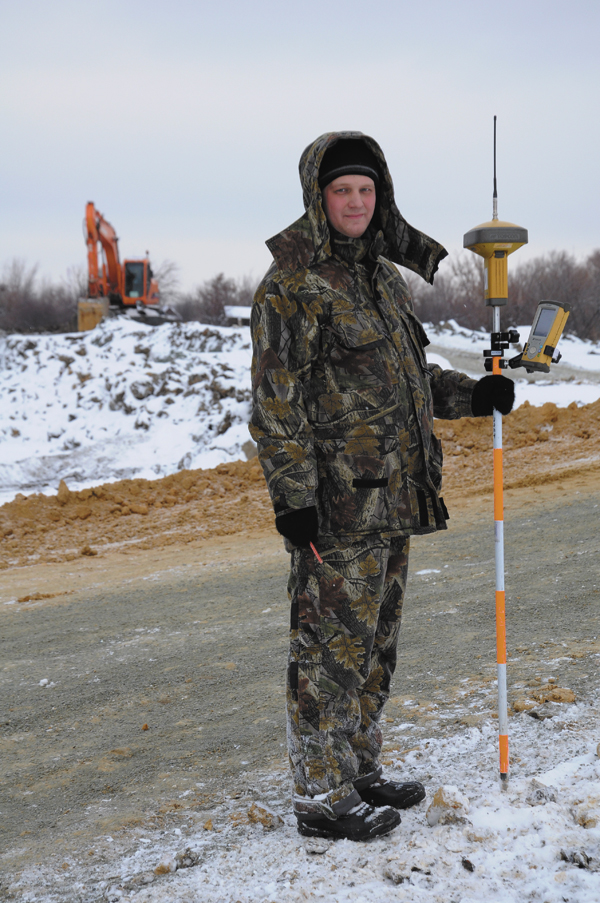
top-left (78, 298), bottom-right (109, 332)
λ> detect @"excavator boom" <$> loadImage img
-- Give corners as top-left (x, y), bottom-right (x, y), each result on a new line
top-left (85, 202), bottom-right (123, 300)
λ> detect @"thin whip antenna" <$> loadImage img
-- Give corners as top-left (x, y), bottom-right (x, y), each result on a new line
top-left (493, 115), bottom-right (498, 220)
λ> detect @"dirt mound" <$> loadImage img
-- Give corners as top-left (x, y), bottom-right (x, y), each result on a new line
top-left (0, 457), bottom-right (271, 569)
top-left (1, 400), bottom-right (599, 569)
top-left (435, 398), bottom-right (600, 494)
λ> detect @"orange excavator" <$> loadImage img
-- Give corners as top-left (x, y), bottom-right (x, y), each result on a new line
top-left (80, 202), bottom-right (174, 330)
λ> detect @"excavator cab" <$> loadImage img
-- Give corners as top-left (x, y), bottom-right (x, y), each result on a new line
top-left (124, 261), bottom-right (145, 300)
top-left (123, 259), bottom-right (160, 306)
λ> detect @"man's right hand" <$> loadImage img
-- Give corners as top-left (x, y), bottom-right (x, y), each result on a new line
top-left (275, 506), bottom-right (319, 548)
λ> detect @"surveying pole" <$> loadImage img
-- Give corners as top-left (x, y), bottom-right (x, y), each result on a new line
top-left (463, 117), bottom-right (527, 789)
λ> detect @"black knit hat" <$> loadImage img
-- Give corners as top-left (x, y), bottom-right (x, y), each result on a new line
top-left (318, 139), bottom-right (380, 190)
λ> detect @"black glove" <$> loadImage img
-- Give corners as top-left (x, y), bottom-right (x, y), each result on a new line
top-left (275, 506), bottom-right (319, 547)
top-left (471, 374), bottom-right (515, 417)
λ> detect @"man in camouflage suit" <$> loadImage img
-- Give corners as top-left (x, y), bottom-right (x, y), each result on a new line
top-left (250, 132), bottom-right (514, 840)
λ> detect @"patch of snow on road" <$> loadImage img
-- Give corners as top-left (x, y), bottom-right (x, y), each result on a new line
top-left (96, 707), bottom-right (600, 903)
top-left (8, 699), bottom-right (599, 902)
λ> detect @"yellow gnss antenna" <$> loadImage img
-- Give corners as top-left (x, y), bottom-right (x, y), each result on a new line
top-left (465, 117), bottom-right (569, 375)
top-left (464, 116), bottom-right (528, 312)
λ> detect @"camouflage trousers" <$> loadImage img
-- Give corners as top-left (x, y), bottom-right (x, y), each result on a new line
top-left (287, 535), bottom-right (409, 819)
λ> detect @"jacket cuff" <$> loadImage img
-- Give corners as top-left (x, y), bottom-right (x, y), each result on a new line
top-left (273, 489), bottom-right (317, 519)
top-left (457, 378), bottom-right (478, 418)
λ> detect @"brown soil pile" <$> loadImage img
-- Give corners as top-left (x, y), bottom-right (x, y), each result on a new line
top-left (0, 458), bottom-right (272, 569)
top-left (435, 398), bottom-right (600, 496)
top-left (1, 399), bottom-right (599, 570)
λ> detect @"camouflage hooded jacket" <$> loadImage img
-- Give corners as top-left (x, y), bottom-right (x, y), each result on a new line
top-left (250, 131), bottom-right (476, 545)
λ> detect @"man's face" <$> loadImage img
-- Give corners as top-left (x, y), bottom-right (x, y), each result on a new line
top-left (322, 174), bottom-right (376, 238)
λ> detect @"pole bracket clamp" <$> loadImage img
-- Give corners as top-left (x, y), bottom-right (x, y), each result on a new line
top-left (483, 328), bottom-right (520, 371)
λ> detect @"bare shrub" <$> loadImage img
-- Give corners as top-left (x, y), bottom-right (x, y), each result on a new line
top-left (153, 259), bottom-right (181, 306)
top-left (235, 274), bottom-right (257, 307)
top-left (406, 254), bottom-right (487, 331)
top-left (0, 259), bottom-right (78, 334)
top-left (175, 273), bottom-right (257, 324)
top-left (580, 250), bottom-right (600, 339)
top-left (63, 264), bottom-right (87, 299)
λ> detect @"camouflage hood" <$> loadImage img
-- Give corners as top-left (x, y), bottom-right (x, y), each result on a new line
top-left (266, 131), bottom-right (447, 284)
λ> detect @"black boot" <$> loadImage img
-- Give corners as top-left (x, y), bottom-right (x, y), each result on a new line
top-left (296, 802), bottom-right (401, 841)
top-left (358, 779), bottom-right (426, 810)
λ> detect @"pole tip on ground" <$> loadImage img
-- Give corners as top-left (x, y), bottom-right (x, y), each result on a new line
top-left (500, 773), bottom-right (509, 791)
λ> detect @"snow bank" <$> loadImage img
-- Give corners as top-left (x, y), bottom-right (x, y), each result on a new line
top-left (0, 319), bottom-right (252, 504)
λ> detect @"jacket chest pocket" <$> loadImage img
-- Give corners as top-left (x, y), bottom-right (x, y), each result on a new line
top-left (324, 317), bottom-right (394, 391)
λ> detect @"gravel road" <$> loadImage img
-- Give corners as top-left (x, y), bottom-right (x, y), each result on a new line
top-left (1, 469), bottom-right (599, 898)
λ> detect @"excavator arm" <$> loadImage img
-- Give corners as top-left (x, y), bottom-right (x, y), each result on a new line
top-left (85, 202), bottom-right (122, 301)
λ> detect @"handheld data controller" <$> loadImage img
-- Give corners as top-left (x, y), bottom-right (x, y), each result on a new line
top-left (509, 300), bottom-right (571, 373)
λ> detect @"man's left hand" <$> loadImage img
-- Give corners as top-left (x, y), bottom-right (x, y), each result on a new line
top-left (471, 375), bottom-right (515, 417)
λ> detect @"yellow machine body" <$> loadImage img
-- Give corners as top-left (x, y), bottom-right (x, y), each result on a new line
top-left (463, 219), bottom-right (528, 306)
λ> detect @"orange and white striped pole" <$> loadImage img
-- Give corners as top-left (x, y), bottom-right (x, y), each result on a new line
top-left (463, 118), bottom-right (528, 788)
top-left (492, 326), bottom-right (509, 789)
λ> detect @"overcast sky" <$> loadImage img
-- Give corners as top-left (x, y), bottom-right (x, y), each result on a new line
top-left (1, 0), bottom-right (598, 293)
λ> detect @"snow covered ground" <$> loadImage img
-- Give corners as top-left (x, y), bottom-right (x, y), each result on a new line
top-left (0, 319), bottom-right (252, 505)
top-left (14, 697), bottom-right (600, 902)
top-left (134, 707), bottom-right (600, 902)
top-left (1, 317), bottom-right (600, 506)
